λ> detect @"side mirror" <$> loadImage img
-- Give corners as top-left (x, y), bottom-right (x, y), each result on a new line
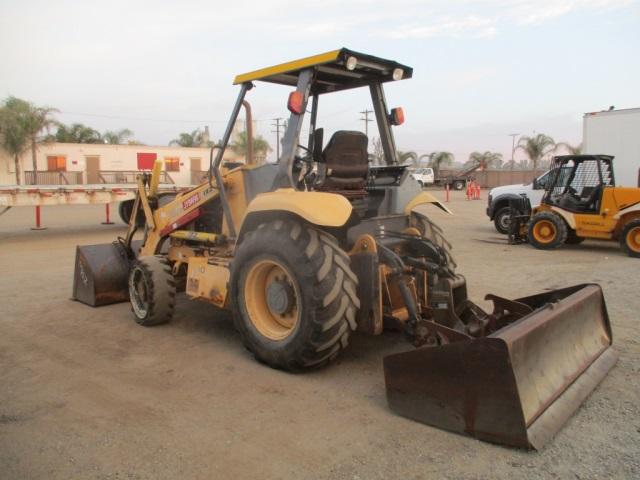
top-left (532, 178), bottom-right (539, 189)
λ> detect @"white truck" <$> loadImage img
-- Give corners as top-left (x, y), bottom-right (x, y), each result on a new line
top-left (486, 107), bottom-right (640, 233)
top-left (409, 167), bottom-right (435, 186)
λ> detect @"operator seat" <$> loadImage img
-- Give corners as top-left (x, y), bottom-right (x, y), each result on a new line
top-left (315, 130), bottom-right (369, 196)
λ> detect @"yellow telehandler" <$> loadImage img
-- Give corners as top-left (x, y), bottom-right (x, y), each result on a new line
top-left (72, 49), bottom-right (616, 449)
top-left (527, 154), bottom-right (640, 257)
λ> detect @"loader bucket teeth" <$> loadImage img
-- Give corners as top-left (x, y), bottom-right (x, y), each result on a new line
top-left (383, 284), bottom-right (617, 449)
top-left (72, 242), bottom-right (134, 307)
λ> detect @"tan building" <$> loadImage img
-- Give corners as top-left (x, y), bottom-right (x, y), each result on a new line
top-left (0, 142), bottom-right (243, 186)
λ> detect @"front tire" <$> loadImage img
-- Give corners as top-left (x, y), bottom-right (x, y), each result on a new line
top-left (494, 206), bottom-right (513, 235)
top-left (230, 220), bottom-right (360, 371)
top-left (620, 219), bottom-right (640, 258)
top-left (128, 256), bottom-right (176, 326)
top-left (452, 180), bottom-right (464, 191)
top-left (527, 212), bottom-right (567, 250)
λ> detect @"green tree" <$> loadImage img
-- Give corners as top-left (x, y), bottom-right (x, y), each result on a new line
top-left (52, 123), bottom-right (102, 144)
top-left (0, 96), bottom-right (57, 185)
top-left (556, 141), bottom-right (582, 155)
top-left (397, 150), bottom-right (418, 166)
top-left (230, 131), bottom-right (271, 162)
top-left (169, 129), bottom-right (211, 148)
top-left (516, 134), bottom-right (555, 171)
top-left (103, 128), bottom-right (133, 145)
top-left (466, 151), bottom-right (503, 170)
top-left (425, 151), bottom-right (454, 176)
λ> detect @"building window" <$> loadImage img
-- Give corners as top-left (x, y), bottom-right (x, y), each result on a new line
top-left (165, 157), bottom-right (180, 172)
top-left (137, 152), bottom-right (157, 170)
top-left (47, 155), bottom-right (67, 171)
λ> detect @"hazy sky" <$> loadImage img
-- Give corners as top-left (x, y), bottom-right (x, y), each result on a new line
top-left (1, 0), bottom-right (638, 163)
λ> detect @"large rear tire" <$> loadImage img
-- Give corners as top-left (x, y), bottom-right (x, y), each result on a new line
top-left (128, 256), bottom-right (176, 326)
top-left (620, 219), bottom-right (640, 258)
top-left (230, 220), bottom-right (360, 371)
top-left (527, 212), bottom-right (567, 250)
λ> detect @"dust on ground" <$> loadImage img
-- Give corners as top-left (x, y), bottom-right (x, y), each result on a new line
top-left (0, 194), bottom-right (638, 479)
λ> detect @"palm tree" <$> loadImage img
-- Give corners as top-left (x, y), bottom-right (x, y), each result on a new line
top-left (426, 151), bottom-right (454, 176)
top-left (516, 134), bottom-right (555, 172)
top-left (0, 96), bottom-right (57, 184)
top-left (467, 151), bottom-right (503, 170)
top-left (0, 100), bottom-right (28, 185)
top-left (1, 97), bottom-right (57, 184)
top-left (556, 141), bottom-right (582, 155)
top-left (103, 128), bottom-right (133, 145)
top-left (170, 129), bottom-right (206, 148)
top-left (397, 150), bottom-right (418, 166)
top-left (52, 123), bottom-right (102, 144)
top-left (230, 131), bottom-right (271, 162)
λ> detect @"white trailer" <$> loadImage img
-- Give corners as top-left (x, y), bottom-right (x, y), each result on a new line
top-left (583, 107), bottom-right (640, 187)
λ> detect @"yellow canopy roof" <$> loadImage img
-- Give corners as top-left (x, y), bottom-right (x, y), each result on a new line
top-left (233, 48), bottom-right (412, 94)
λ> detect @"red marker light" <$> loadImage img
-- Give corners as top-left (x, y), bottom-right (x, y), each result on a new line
top-left (390, 107), bottom-right (405, 126)
top-left (287, 91), bottom-right (304, 114)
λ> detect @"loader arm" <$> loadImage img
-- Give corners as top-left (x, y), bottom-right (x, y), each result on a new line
top-left (123, 161), bottom-right (222, 257)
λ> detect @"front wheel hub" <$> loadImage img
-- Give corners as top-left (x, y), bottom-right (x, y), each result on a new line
top-left (267, 280), bottom-right (295, 316)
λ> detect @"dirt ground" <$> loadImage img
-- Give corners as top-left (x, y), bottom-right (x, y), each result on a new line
top-left (1, 192), bottom-right (638, 480)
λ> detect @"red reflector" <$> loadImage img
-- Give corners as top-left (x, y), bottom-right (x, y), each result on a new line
top-left (288, 91), bottom-right (304, 114)
top-left (390, 107), bottom-right (404, 126)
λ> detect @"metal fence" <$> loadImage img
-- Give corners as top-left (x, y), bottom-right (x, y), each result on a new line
top-left (98, 171), bottom-right (174, 184)
top-left (24, 171), bottom-right (84, 185)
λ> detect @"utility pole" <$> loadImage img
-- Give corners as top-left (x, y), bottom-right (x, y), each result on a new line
top-left (509, 133), bottom-right (519, 169)
top-left (271, 118), bottom-right (284, 161)
top-left (360, 109), bottom-right (373, 137)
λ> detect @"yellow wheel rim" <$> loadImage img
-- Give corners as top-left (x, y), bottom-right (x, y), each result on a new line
top-left (245, 260), bottom-right (300, 341)
top-left (627, 227), bottom-right (640, 253)
top-left (532, 220), bottom-right (557, 244)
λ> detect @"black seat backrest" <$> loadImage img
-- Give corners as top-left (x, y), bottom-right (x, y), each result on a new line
top-left (316, 131), bottom-right (368, 190)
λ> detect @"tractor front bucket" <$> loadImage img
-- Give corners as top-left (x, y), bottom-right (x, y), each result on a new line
top-left (383, 284), bottom-right (617, 449)
top-left (72, 242), bottom-right (135, 307)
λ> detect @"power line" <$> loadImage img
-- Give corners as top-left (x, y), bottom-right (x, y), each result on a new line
top-left (58, 110), bottom-right (275, 124)
top-left (359, 109), bottom-right (373, 137)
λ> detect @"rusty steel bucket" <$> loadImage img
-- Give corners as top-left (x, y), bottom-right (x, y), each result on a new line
top-left (72, 241), bottom-right (136, 307)
top-left (384, 284), bottom-right (617, 449)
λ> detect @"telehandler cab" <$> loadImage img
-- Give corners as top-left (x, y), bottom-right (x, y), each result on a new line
top-left (73, 49), bottom-right (617, 449)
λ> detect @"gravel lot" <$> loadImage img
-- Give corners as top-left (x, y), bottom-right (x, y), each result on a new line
top-left (1, 191), bottom-right (638, 479)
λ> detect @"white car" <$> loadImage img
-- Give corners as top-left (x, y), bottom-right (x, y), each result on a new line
top-left (486, 170), bottom-right (553, 234)
top-left (410, 167), bottom-right (435, 186)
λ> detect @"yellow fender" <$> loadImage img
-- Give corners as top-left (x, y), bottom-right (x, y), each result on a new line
top-left (243, 188), bottom-right (353, 227)
top-left (404, 191), bottom-right (453, 215)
